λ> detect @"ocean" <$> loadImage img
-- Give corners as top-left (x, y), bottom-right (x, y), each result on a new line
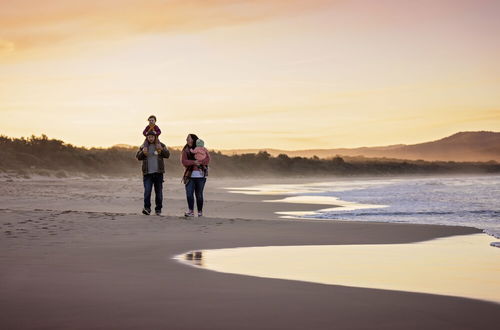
top-left (231, 174), bottom-right (500, 242)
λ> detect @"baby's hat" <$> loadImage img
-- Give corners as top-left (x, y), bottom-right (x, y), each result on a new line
top-left (196, 139), bottom-right (205, 147)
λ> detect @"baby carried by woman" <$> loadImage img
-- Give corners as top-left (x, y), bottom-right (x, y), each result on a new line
top-left (190, 139), bottom-right (210, 176)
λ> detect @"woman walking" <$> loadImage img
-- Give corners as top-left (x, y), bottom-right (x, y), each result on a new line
top-left (181, 134), bottom-right (210, 217)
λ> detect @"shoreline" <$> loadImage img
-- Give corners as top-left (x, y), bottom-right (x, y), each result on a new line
top-left (225, 176), bottom-right (500, 242)
top-left (1, 177), bottom-right (499, 329)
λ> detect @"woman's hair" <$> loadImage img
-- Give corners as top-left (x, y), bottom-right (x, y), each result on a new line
top-left (183, 134), bottom-right (199, 159)
top-left (148, 115), bottom-right (157, 121)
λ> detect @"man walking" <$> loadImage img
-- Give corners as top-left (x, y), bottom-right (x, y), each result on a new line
top-left (136, 131), bottom-right (170, 215)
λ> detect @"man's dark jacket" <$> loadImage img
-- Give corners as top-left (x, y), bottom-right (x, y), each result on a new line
top-left (136, 143), bottom-right (170, 175)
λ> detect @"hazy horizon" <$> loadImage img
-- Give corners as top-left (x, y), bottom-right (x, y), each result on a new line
top-left (1, 0), bottom-right (499, 149)
top-left (3, 130), bottom-right (497, 153)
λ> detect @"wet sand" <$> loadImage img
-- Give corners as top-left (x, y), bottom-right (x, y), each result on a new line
top-left (182, 234), bottom-right (500, 304)
top-left (0, 177), bottom-right (499, 329)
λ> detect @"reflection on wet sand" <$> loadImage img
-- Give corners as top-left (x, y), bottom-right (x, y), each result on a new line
top-left (228, 183), bottom-right (388, 218)
top-left (184, 251), bottom-right (204, 266)
top-left (176, 234), bottom-right (500, 304)
top-left (268, 195), bottom-right (387, 218)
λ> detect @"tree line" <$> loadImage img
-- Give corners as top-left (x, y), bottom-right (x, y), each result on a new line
top-left (1, 134), bottom-right (499, 178)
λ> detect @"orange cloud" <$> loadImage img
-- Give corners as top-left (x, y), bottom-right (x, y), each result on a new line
top-left (0, 0), bottom-right (333, 58)
top-left (0, 39), bottom-right (15, 54)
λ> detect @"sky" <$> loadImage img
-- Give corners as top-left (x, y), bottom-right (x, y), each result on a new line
top-left (1, 0), bottom-right (499, 149)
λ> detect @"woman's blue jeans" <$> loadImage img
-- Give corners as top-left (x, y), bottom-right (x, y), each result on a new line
top-left (143, 173), bottom-right (163, 212)
top-left (185, 177), bottom-right (206, 212)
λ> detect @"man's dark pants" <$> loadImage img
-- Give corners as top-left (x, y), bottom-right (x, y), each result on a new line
top-left (143, 173), bottom-right (163, 212)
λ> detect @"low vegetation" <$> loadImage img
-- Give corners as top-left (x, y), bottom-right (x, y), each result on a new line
top-left (1, 135), bottom-right (499, 178)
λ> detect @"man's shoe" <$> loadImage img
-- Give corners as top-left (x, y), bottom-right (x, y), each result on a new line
top-left (198, 211), bottom-right (203, 217)
top-left (184, 211), bottom-right (194, 218)
top-left (142, 208), bottom-right (151, 215)
top-left (155, 210), bottom-right (161, 216)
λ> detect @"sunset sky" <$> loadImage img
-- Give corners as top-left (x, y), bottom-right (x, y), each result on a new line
top-left (1, 0), bottom-right (499, 149)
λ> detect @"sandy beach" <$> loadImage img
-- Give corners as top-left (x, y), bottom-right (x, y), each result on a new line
top-left (1, 177), bottom-right (499, 330)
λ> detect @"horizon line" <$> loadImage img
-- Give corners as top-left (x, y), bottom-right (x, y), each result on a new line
top-left (1, 130), bottom-right (498, 151)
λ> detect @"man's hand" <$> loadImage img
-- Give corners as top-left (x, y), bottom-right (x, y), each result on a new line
top-left (194, 160), bottom-right (200, 165)
top-left (143, 147), bottom-right (148, 155)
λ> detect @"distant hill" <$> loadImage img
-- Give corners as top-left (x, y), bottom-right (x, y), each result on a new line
top-left (218, 131), bottom-right (500, 162)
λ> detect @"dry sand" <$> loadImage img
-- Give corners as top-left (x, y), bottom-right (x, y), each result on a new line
top-left (0, 177), bottom-right (498, 329)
